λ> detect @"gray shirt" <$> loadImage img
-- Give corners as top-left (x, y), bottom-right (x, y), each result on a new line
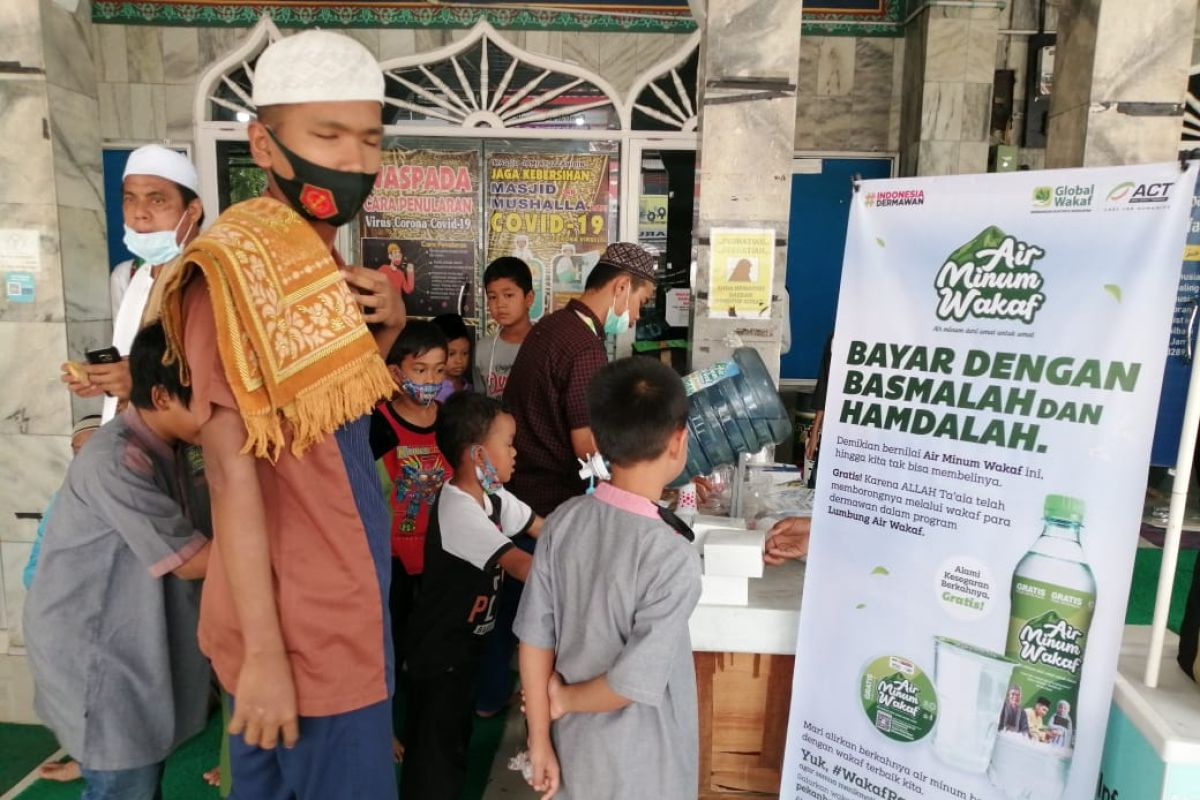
top-left (23, 408), bottom-right (211, 770)
top-left (475, 333), bottom-right (523, 400)
top-left (514, 482), bottom-right (702, 799)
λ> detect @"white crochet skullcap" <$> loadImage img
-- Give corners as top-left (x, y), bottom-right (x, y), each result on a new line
top-left (123, 145), bottom-right (199, 193)
top-left (252, 30), bottom-right (385, 107)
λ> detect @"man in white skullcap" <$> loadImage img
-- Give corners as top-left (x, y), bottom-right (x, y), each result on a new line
top-left (61, 145), bottom-right (204, 423)
top-left (155, 30), bottom-right (405, 800)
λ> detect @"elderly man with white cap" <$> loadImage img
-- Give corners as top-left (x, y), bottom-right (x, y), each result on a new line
top-left (61, 145), bottom-right (204, 423)
top-left (153, 30), bottom-right (405, 800)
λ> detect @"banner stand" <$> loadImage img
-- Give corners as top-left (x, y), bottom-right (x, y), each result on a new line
top-left (1144, 346), bottom-right (1200, 688)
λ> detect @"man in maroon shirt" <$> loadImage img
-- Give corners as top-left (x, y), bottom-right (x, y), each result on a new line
top-left (504, 242), bottom-right (659, 517)
top-left (479, 242), bottom-right (658, 715)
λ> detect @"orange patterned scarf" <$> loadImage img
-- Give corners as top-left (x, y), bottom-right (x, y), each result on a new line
top-left (159, 196), bottom-right (394, 460)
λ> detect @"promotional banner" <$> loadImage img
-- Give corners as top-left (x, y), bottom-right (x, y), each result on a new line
top-left (486, 150), bottom-right (614, 318)
top-left (782, 163), bottom-right (1197, 800)
top-left (1150, 179), bottom-right (1200, 466)
top-left (361, 147), bottom-right (480, 318)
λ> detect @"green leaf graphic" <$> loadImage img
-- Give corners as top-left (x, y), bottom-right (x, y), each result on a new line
top-left (1104, 284), bottom-right (1122, 302)
top-left (946, 225), bottom-right (1007, 267)
top-left (871, 566), bottom-right (890, 576)
top-left (856, 603), bottom-right (866, 609)
top-left (876, 237), bottom-right (886, 248)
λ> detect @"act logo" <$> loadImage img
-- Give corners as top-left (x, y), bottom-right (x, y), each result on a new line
top-left (1107, 181), bottom-right (1171, 205)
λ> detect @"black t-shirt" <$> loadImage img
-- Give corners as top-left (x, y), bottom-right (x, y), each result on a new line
top-left (405, 483), bottom-right (534, 676)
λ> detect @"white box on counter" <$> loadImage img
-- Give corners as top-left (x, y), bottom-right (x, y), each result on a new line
top-left (703, 529), bottom-right (765, 579)
top-left (699, 574), bottom-right (749, 606)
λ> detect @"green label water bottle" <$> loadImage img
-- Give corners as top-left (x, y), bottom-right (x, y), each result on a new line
top-left (1003, 494), bottom-right (1095, 753)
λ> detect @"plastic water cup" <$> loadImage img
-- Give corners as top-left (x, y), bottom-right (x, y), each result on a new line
top-left (932, 637), bottom-right (1016, 773)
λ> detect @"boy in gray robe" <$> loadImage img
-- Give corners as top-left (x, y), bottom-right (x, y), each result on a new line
top-left (515, 357), bottom-right (702, 799)
top-left (24, 321), bottom-right (211, 800)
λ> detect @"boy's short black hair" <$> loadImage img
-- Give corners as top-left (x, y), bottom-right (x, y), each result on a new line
top-left (436, 391), bottom-right (504, 467)
top-left (386, 319), bottom-right (447, 367)
top-left (431, 313), bottom-right (472, 345)
top-left (130, 321), bottom-right (193, 410)
top-left (588, 356), bottom-right (688, 467)
top-left (584, 262), bottom-right (652, 294)
top-left (484, 256), bottom-right (534, 295)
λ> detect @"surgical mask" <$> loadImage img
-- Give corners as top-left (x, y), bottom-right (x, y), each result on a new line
top-left (473, 447), bottom-right (503, 495)
top-left (400, 376), bottom-right (440, 406)
top-left (267, 127), bottom-right (376, 227)
top-left (603, 290), bottom-right (631, 337)
top-left (123, 213), bottom-right (192, 266)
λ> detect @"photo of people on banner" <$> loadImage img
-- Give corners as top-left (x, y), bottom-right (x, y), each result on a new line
top-left (361, 146), bottom-right (480, 318)
top-left (486, 150), bottom-right (615, 319)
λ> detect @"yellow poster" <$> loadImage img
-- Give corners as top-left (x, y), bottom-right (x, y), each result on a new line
top-left (708, 227), bottom-right (775, 319)
top-left (486, 151), bottom-right (614, 318)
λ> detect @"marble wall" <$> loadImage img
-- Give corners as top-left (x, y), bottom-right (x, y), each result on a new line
top-left (899, 3), bottom-right (1001, 176)
top-left (1047, 0), bottom-right (1195, 168)
top-left (692, 0), bottom-right (803, 379)
top-left (0, 0), bottom-right (103, 650)
top-left (793, 35), bottom-right (904, 154)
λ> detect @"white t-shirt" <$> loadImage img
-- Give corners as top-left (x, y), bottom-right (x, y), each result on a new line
top-left (437, 482), bottom-right (532, 570)
top-left (102, 265), bottom-right (154, 423)
top-left (109, 260), bottom-right (135, 319)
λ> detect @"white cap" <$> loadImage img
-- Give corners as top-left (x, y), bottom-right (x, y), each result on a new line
top-left (123, 145), bottom-right (199, 194)
top-left (252, 30), bottom-right (385, 107)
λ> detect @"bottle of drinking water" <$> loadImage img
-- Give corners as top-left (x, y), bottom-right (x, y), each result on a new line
top-left (991, 495), bottom-right (1095, 798)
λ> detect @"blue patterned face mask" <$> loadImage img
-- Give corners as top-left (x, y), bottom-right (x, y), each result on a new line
top-left (401, 376), bottom-right (440, 406)
top-left (473, 446), bottom-right (503, 495)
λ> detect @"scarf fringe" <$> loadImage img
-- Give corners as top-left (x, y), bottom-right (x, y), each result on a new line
top-left (240, 351), bottom-right (397, 462)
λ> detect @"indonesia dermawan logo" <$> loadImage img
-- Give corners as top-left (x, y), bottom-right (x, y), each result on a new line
top-left (866, 189), bottom-right (924, 208)
top-left (934, 226), bottom-right (1046, 324)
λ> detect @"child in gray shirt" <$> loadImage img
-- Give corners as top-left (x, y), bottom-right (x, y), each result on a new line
top-left (515, 357), bottom-right (702, 799)
top-left (24, 322), bottom-right (211, 799)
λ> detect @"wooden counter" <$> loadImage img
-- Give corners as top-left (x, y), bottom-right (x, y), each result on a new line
top-left (689, 558), bottom-right (806, 797)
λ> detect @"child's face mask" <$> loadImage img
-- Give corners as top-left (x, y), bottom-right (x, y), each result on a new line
top-left (473, 446), bottom-right (503, 495)
top-left (401, 376), bottom-right (440, 406)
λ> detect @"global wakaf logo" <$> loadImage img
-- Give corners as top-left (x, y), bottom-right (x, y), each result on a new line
top-left (934, 226), bottom-right (1046, 324)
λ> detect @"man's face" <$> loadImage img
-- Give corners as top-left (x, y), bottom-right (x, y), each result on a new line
top-left (251, 101), bottom-right (384, 181)
top-left (1035, 702), bottom-right (1049, 716)
top-left (123, 174), bottom-right (190, 238)
top-left (1007, 689), bottom-right (1020, 705)
top-left (613, 276), bottom-right (656, 325)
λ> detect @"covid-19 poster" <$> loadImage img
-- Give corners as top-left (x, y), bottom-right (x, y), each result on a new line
top-left (485, 150), bottom-right (615, 319)
top-left (361, 147), bottom-right (480, 319)
top-left (782, 164), bottom-right (1197, 800)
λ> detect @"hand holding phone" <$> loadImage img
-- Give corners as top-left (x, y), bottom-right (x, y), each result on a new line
top-left (86, 346), bottom-right (122, 365)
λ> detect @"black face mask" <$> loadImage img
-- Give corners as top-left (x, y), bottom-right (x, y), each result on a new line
top-left (266, 127), bottom-right (376, 227)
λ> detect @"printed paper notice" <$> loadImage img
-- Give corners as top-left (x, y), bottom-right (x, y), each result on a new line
top-left (708, 227), bottom-right (773, 319)
top-left (0, 229), bottom-right (40, 273)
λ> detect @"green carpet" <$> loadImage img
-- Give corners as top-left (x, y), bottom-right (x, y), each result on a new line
top-left (14, 712), bottom-right (222, 800)
top-left (0, 723), bottom-right (59, 795)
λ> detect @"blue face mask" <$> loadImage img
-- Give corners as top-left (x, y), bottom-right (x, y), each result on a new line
top-left (473, 447), bottom-right (503, 495)
top-left (400, 376), bottom-right (440, 406)
top-left (123, 213), bottom-right (192, 266)
top-left (603, 288), bottom-right (631, 336)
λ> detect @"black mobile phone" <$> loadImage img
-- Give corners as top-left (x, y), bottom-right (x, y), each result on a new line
top-left (85, 346), bottom-right (122, 365)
